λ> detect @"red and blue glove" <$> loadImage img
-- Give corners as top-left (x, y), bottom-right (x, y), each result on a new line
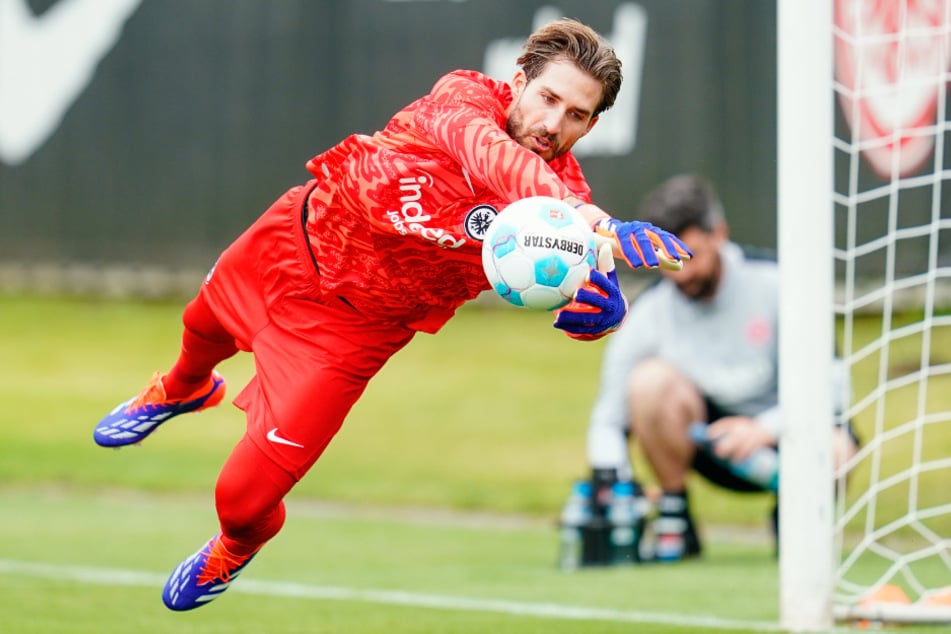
top-left (553, 244), bottom-right (628, 341)
top-left (594, 218), bottom-right (692, 271)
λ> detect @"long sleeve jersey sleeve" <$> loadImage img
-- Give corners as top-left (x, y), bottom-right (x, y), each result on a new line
top-left (302, 70), bottom-right (598, 332)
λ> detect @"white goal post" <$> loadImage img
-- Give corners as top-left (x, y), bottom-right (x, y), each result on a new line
top-left (777, 1), bottom-right (836, 630)
top-left (779, 0), bottom-right (951, 629)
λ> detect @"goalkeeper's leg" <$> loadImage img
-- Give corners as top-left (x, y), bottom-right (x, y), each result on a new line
top-left (163, 436), bottom-right (294, 611)
top-left (92, 293), bottom-right (238, 447)
top-left (162, 293), bottom-right (239, 397)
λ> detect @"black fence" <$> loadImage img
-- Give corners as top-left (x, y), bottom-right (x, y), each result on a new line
top-left (0, 0), bottom-right (778, 283)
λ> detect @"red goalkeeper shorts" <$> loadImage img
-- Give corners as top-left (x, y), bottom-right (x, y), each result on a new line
top-left (198, 182), bottom-right (416, 480)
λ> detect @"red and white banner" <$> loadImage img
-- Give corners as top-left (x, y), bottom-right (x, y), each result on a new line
top-left (835, 0), bottom-right (951, 179)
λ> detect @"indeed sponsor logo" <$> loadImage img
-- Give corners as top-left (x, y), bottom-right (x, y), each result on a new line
top-left (386, 172), bottom-right (465, 248)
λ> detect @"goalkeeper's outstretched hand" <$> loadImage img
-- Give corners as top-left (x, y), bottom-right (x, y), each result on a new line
top-left (553, 244), bottom-right (628, 341)
top-left (594, 218), bottom-right (692, 271)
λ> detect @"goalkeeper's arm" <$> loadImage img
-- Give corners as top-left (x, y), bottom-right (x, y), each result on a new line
top-left (564, 197), bottom-right (692, 271)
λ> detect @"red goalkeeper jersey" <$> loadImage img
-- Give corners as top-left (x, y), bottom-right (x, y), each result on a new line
top-left (303, 70), bottom-right (598, 333)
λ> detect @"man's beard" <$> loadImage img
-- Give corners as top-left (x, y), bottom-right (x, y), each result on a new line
top-left (676, 275), bottom-right (719, 301)
top-left (506, 109), bottom-right (562, 159)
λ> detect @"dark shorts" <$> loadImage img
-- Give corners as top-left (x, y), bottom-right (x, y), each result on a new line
top-left (693, 398), bottom-right (859, 493)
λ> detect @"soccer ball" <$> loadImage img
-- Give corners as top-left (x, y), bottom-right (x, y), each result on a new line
top-left (481, 196), bottom-right (597, 310)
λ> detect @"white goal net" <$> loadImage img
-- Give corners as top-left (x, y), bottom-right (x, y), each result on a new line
top-left (780, 0), bottom-right (951, 629)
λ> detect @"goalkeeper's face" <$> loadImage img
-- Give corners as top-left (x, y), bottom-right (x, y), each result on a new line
top-left (506, 60), bottom-right (601, 161)
top-left (662, 225), bottom-right (725, 301)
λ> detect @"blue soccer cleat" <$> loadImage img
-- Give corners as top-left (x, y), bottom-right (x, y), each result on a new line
top-left (93, 370), bottom-right (226, 447)
top-left (162, 533), bottom-right (259, 611)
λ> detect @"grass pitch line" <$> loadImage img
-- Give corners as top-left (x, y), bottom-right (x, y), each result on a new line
top-left (0, 558), bottom-right (782, 632)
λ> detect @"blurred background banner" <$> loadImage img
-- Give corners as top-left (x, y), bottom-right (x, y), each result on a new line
top-left (0, 0), bottom-right (777, 277)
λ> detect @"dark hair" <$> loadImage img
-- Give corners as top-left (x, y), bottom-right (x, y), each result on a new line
top-left (517, 18), bottom-right (622, 116)
top-left (639, 174), bottom-right (724, 236)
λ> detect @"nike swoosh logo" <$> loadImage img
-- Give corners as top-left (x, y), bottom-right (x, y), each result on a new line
top-left (266, 428), bottom-right (304, 448)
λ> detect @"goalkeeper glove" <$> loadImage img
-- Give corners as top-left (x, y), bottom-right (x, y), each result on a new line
top-left (553, 244), bottom-right (628, 341)
top-left (594, 218), bottom-right (692, 271)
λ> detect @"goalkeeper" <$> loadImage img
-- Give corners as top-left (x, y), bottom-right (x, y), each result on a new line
top-left (585, 174), bottom-right (857, 561)
top-left (89, 18), bottom-right (690, 612)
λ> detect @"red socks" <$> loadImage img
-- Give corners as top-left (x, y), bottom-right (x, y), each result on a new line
top-left (170, 296), bottom-right (294, 555)
top-left (163, 296), bottom-right (238, 399)
top-left (215, 435), bottom-right (296, 556)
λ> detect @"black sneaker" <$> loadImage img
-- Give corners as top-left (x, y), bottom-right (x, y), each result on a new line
top-left (651, 493), bottom-right (701, 562)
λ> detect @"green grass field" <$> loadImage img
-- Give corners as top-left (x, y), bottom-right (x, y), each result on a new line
top-left (1, 294), bottom-right (948, 633)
